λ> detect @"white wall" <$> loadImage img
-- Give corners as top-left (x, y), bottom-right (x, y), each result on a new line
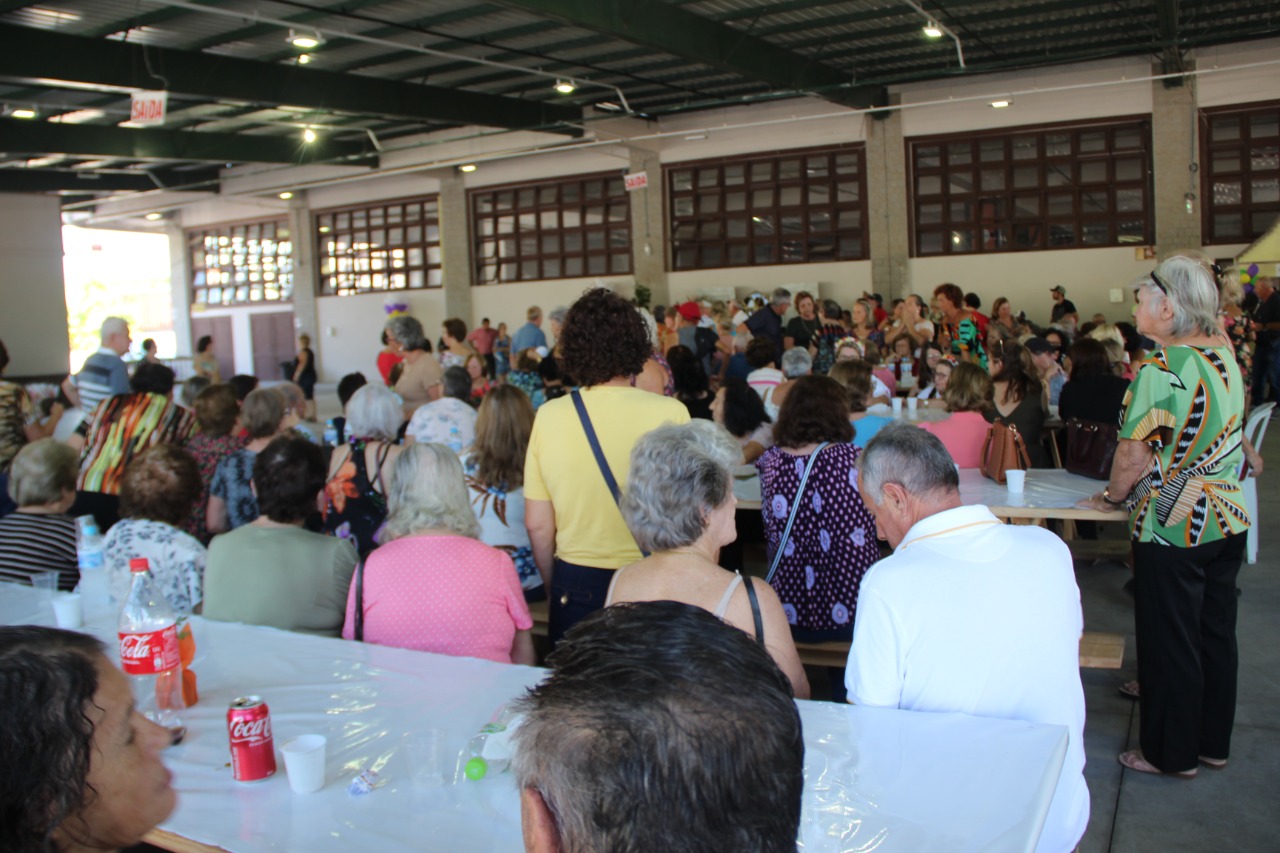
top-left (1193, 38), bottom-right (1280, 108)
top-left (0, 193), bottom-right (68, 376)
top-left (315, 289), bottom-right (444, 383)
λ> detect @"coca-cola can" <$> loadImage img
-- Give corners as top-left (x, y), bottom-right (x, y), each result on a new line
top-left (227, 696), bottom-right (276, 782)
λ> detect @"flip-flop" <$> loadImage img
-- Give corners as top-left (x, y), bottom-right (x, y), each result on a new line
top-left (1118, 680), bottom-right (1139, 699)
top-left (1199, 756), bottom-right (1228, 770)
top-left (1118, 750), bottom-right (1196, 779)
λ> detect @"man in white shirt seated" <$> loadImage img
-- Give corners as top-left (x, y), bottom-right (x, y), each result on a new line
top-left (846, 423), bottom-right (1089, 853)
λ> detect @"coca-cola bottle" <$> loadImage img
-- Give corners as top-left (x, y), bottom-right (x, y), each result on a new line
top-left (118, 558), bottom-right (186, 743)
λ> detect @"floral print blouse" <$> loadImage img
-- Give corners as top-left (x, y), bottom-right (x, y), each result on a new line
top-left (104, 519), bottom-right (207, 613)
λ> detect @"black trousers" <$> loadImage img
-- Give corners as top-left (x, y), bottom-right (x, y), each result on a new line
top-left (1133, 532), bottom-right (1246, 772)
top-left (547, 559), bottom-right (614, 647)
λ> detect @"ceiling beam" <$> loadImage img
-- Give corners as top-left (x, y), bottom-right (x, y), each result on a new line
top-left (0, 170), bottom-right (171, 193)
top-left (0, 23), bottom-right (583, 135)
top-left (0, 116), bottom-right (374, 165)
top-left (484, 0), bottom-right (886, 109)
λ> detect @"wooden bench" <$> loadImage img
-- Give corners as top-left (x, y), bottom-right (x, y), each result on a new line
top-left (527, 600), bottom-right (1124, 670)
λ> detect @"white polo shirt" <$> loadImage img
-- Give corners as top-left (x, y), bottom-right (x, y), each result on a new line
top-left (846, 505), bottom-right (1088, 853)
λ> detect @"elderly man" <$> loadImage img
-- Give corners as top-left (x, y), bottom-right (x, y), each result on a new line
top-left (513, 600), bottom-right (803, 853)
top-left (847, 423), bottom-right (1088, 853)
top-left (63, 316), bottom-right (132, 413)
top-left (510, 306), bottom-right (547, 356)
top-left (745, 287), bottom-right (791, 363)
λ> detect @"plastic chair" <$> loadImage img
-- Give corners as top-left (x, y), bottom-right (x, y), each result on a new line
top-left (1240, 402), bottom-right (1274, 565)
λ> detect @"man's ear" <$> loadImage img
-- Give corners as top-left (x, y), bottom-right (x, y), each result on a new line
top-left (520, 787), bottom-right (561, 853)
top-left (881, 480), bottom-right (910, 513)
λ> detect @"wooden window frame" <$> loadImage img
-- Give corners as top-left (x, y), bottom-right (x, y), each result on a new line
top-left (666, 144), bottom-right (868, 271)
top-left (189, 217), bottom-right (293, 308)
top-left (1200, 100), bottom-right (1280, 245)
top-left (470, 173), bottom-right (632, 285)
top-left (908, 117), bottom-right (1153, 257)
top-left (315, 196), bottom-right (442, 296)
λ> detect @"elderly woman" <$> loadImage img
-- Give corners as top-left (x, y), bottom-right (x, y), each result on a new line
top-left (0, 626), bottom-right (176, 852)
top-left (322, 384), bottom-right (403, 557)
top-left (987, 340), bottom-right (1049, 467)
top-left (406, 366), bottom-right (477, 453)
top-left (0, 439), bottom-right (79, 590)
top-left (192, 335), bottom-right (221, 381)
top-left (208, 387), bottom-right (292, 534)
top-left (711, 376), bottom-right (773, 464)
top-left (756, 375), bottom-right (879, 697)
top-left (104, 445), bottom-right (205, 612)
top-left (782, 290), bottom-right (821, 352)
top-left (183, 383), bottom-right (245, 543)
top-left (0, 338), bottom-right (49, 517)
top-left (922, 362), bottom-right (995, 468)
top-left (763, 347), bottom-right (812, 420)
top-left (1078, 255), bottom-right (1256, 779)
top-left (386, 315), bottom-right (443, 419)
top-left (525, 288), bottom-right (690, 644)
top-left (204, 435), bottom-right (357, 635)
top-left (830, 360), bottom-right (893, 447)
top-left (343, 443), bottom-right (535, 664)
top-left (934, 282), bottom-right (986, 369)
top-left (607, 421), bottom-right (809, 698)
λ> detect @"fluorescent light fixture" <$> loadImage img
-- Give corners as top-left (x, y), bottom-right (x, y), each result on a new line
top-left (297, 53), bottom-right (312, 65)
top-left (459, 163), bottom-right (477, 173)
top-left (923, 21), bottom-right (943, 38)
top-left (145, 212), bottom-right (163, 221)
top-left (11, 108), bottom-right (36, 119)
top-left (318, 225), bottom-right (332, 233)
top-left (684, 133), bottom-right (707, 141)
top-left (279, 192), bottom-right (294, 200)
top-left (302, 127), bottom-right (317, 143)
top-left (288, 30), bottom-right (323, 49)
top-left (553, 79), bottom-right (576, 95)
top-left (990, 99), bottom-right (1011, 109)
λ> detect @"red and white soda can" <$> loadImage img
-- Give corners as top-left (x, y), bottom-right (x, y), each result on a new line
top-left (227, 696), bottom-right (277, 782)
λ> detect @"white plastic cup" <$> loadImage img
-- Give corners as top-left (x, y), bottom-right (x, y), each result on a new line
top-left (51, 593), bottom-right (83, 628)
top-left (281, 735), bottom-right (327, 794)
top-left (1005, 469), bottom-right (1027, 494)
top-left (405, 730), bottom-right (449, 790)
top-left (891, 397), bottom-right (903, 416)
top-left (907, 396), bottom-right (919, 416)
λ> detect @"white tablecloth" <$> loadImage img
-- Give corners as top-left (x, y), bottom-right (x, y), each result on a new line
top-left (1, 586), bottom-right (1067, 852)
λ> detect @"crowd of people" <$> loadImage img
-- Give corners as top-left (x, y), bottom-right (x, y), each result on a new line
top-left (0, 252), bottom-right (1266, 852)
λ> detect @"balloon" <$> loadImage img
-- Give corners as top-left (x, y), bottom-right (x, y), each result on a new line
top-left (1248, 263), bottom-right (1260, 276)
top-left (1240, 273), bottom-right (1251, 284)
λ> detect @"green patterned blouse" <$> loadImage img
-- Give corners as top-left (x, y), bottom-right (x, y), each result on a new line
top-left (1118, 345), bottom-right (1250, 546)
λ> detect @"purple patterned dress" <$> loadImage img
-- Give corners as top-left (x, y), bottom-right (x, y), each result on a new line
top-left (756, 443), bottom-right (880, 634)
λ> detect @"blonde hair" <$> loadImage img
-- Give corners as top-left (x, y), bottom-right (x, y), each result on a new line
top-left (241, 388), bottom-right (286, 438)
top-left (943, 362), bottom-right (993, 413)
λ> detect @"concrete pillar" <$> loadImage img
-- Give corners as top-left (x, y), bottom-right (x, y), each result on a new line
top-left (628, 145), bottom-right (669, 309)
top-left (438, 172), bottom-right (473, 324)
top-left (166, 222), bottom-right (193, 357)
top-left (1152, 63), bottom-right (1202, 258)
top-left (0, 193), bottom-right (69, 377)
top-left (286, 197), bottom-right (321, 372)
top-left (865, 107), bottom-right (911, 300)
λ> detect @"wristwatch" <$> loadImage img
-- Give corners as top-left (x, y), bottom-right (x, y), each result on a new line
top-left (1101, 487), bottom-right (1127, 507)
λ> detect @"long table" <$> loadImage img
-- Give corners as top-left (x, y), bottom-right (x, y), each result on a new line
top-left (1, 586), bottom-right (1068, 852)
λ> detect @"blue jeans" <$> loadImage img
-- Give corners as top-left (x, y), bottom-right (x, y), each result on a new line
top-left (547, 559), bottom-right (614, 647)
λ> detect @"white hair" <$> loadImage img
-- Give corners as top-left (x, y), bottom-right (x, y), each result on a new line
top-left (780, 347), bottom-right (812, 379)
top-left (345, 384), bottom-right (403, 441)
top-left (382, 443), bottom-right (480, 541)
top-left (1141, 255), bottom-right (1221, 338)
top-left (100, 316), bottom-right (128, 343)
top-left (859, 423), bottom-right (959, 505)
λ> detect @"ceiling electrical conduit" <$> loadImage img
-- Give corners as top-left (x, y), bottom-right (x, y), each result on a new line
top-left (68, 56), bottom-right (1280, 219)
top-left (900, 0), bottom-right (965, 68)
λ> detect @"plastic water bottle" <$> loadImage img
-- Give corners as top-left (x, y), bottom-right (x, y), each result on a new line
top-left (461, 705), bottom-right (522, 781)
top-left (75, 517), bottom-right (109, 613)
top-left (118, 558), bottom-right (186, 743)
top-left (323, 419), bottom-right (338, 447)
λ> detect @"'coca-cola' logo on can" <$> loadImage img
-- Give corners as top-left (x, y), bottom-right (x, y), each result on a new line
top-left (229, 716), bottom-right (273, 742)
top-left (118, 627), bottom-right (180, 675)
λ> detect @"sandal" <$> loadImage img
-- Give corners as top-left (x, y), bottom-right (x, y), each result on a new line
top-left (1199, 756), bottom-right (1228, 770)
top-left (1118, 680), bottom-right (1140, 700)
top-left (1118, 750), bottom-right (1196, 779)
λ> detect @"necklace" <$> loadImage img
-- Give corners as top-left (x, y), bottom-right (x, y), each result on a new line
top-left (897, 520), bottom-right (1002, 552)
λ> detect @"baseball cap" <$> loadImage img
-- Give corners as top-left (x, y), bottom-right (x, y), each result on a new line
top-left (677, 301), bottom-right (702, 322)
top-left (1050, 285), bottom-right (1066, 295)
top-left (1024, 336), bottom-right (1056, 355)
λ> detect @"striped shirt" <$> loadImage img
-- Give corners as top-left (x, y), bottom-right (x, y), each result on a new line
top-left (0, 512), bottom-right (79, 591)
top-left (73, 348), bottom-right (130, 414)
top-left (76, 393), bottom-right (196, 495)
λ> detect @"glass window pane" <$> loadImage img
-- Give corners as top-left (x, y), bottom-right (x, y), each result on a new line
top-left (1251, 145), bottom-right (1279, 171)
top-left (1080, 161), bottom-right (1107, 183)
top-left (1082, 191), bottom-right (1108, 214)
top-left (981, 169), bottom-right (1005, 191)
top-left (1113, 127), bottom-right (1141, 150)
top-left (1013, 166), bottom-right (1039, 189)
top-left (837, 236), bottom-right (861, 258)
top-left (980, 139), bottom-right (1005, 162)
top-left (1213, 150), bottom-right (1242, 173)
top-left (950, 230), bottom-right (974, 252)
top-left (726, 191), bottom-right (747, 211)
top-left (1116, 189), bottom-right (1144, 212)
top-left (917, 231), bottom-right (944, 254)
top-left (809, 210), bottom-right (832, 232)
top-left (918, 203), bottom-right (943, 225)
top-left (728, 244), bottom-right (749, 265)
top-left (779, 186), bottom-right (802, 207)
top-left (1212, 116), bottom-right (1241, 142)
top-left (836, 209), bottom-right (861, 230)
top-left (947, 142), bottom-right (972, 166)
top-left (1049, 222), bottom-right (1076, 246)
top-left (917, 174), bottom-right (943, 196)
top-left (1013, 195), bottom-right (1041, 218)
top-left (779, 159), bottom-right (801, 180)
top-left (755, 243), bottom-right (776, 264)
top-left (916, 145), bottom-right (941, 168)
top-left (1081, 223), bottom-right (1109, 244)
top-left (698, 168), bottom-right (719, 188)
top-left (751, 162), bottom-right (773, 183)
top-left (1079, 131), bottom-right (1106, 153)
top-left (806, 156), bottom-right (830, 178)
top-left (1011, 136), bottom-right (1038, 160)
top-left (1251, 113), bottom-right (1279, 139)
top-left (726, 217), bottom-right (748, 238)
top-left (1045, 133), bottom-right (1071, 157)
top-left (752, 188), bottom-right (774, 208)
top-left (1253, 178), bottom-right (1280, 204)
top-left (1214, 180), bottom-right (1242, 206)
top-left (724, 164), bottom-right (746, 185)
top-left (835, 153), bottom-right (859, 174)
top-left (949, 171), bottom-right (974, 194)
top-left (1117, 220), bottom-right (1145, 243)
top-left (808, 185), bottom-right (830, 204)
top-left (699, 193), bottom-right (720, 214)
top-left (1115, 158), bottom-right (1143, 182)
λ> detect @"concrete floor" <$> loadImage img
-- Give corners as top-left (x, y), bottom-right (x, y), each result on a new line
top-left (315, 382), bottom-right (1279, 851)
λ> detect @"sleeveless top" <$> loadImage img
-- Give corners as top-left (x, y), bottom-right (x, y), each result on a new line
top-left (321, 438), bottom-right (392, 558)
top-left (604, 568), bottom-right (763, 642)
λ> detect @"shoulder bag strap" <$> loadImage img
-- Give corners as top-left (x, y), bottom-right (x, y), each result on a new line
top-left (373, 441), bottom-right (392, 495)
top-left (744, 576), bottom-right (765, 648)
top-left (353, 557), bottom-right (366, 642)
top-left (571, 389), bottom-right (650, 558)
top-left (765, 442), bottom-right (830, 585)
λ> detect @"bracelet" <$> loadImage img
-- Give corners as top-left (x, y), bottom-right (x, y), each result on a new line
top-left (1101, 487), bottom-right (1127, 507)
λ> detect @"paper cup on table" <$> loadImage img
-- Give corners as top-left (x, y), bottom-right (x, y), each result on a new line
top-left (906, 396), bottom-right (918, 416)
top-left (51, 593), bottom-right (83, 628)
top-left (405, 729), bottom-right (450, 790)
top-left (281, 735), bottom-right (327, 793)
top-left (891, 398), bottom-right (903, 416)
top-left (1005, 469), bottom-right (1027, 494)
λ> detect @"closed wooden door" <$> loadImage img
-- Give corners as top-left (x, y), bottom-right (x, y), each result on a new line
top-left (190, 316), bottom-right (234, 379)
top-left (250, 311), bottom-right (297, 381)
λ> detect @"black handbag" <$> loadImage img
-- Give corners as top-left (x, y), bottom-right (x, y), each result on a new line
top-left (1064, 417), bottom-right (1119, 481)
